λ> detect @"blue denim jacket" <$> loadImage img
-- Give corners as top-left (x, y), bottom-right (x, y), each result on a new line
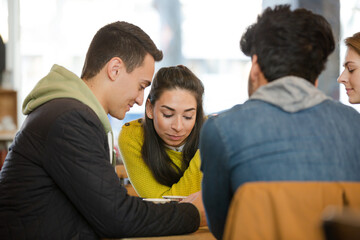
top-left (200, 76), bottom-right (360, 239)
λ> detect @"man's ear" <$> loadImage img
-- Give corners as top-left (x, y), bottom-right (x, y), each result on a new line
top-left (250, 55), bottom-right (268, 86)
top-left (249, 55), bottom-right (261, 84)
top-left (314, 79), bottom-right (319, 88)
top-left (107, 57), bottom-right (124, 81)
top-left (145, 99), bottom-right (154, 119)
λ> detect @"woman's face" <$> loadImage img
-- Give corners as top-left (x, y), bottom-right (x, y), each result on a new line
top-left (147, 88), bottom-right (197, 147)
top-left (338, 47), bottom-right (360, 104)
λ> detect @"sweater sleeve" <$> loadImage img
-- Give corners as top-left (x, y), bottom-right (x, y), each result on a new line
top-left (44, 110), bottom-right (200, 238)
top-left (118, 119), bottom-right (202, 198)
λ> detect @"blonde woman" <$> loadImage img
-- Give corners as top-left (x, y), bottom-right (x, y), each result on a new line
top-left (338, 32), bottom-right (360, 103)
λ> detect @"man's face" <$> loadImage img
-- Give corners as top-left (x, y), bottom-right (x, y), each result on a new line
top-left (110, 54), bottom-right (155, 120)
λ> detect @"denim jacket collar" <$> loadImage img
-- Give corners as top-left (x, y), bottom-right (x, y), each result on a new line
top-left (249, 76), bottom-right (331, 113)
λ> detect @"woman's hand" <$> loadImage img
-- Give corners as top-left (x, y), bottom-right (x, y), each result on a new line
top-left (182, 191), bottom-right (207, 227)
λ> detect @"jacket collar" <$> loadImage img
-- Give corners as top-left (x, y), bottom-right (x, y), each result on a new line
top-left (249, 76), bottom-right (331, 113)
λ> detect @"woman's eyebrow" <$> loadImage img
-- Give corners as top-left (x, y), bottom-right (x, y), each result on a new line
top-left (161, 105), bottom-right (175, 111)
top-left (160, 105), bottom-right (196, 112)
top-left (343, 61), bottom-right (354, 67)
top-left (184, 108), bottom-right (196, 112)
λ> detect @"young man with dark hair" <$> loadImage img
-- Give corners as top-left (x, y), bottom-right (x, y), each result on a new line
top-left (200, 5), bottom-right (360, 239)
top-left (0, 21), bottom-right (205, 239)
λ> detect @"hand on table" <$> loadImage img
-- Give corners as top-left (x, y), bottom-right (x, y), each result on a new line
top-left (182, 191), bottom-right (207, 227)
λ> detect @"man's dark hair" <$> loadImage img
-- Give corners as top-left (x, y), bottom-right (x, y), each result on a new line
top-left (240, 5), bottom-right (335, 84)
top-left (0, 35), bottom-right (5, 73)
top-left (81, 21), bottom-right (163, 79)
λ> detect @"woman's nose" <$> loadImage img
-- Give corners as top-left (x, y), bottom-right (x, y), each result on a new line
top-left (171, 117), bottom-right (183, 132)
top-left (337, 70), bottom-right (348, 84)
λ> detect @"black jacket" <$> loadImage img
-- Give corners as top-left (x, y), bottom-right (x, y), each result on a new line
top-left (0, 98), bottom-right (200, 239)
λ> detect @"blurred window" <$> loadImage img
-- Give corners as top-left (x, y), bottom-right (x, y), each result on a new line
top-left (1, 0), bottom-right (359, 143)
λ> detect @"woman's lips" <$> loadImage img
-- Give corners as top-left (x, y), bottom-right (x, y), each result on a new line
top-left (346, 88), bottom-right (354, 95)
top-left (168, 135), bottom-right (183, 141)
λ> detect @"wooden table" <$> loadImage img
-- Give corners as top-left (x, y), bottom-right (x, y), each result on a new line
top-left (115, 165), bottom-right (138, 196)
top-left (104, 227), bottom-right (215, 240)
top-left (115, 165), bottom-right (128, 179)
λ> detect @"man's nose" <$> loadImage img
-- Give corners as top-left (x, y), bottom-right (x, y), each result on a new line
top-left (135, 91), bottom-right (144, 106)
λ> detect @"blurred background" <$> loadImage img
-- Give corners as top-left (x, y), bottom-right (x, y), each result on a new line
top-left (0, 0), bottom-right (359, 149)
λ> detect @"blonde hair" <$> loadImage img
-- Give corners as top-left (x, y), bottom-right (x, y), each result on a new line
top-left (345, 32), bottom-right (360, 55)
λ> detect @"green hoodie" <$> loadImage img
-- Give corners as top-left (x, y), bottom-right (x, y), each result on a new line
top-left (22, 64), bottom-right (115, 165)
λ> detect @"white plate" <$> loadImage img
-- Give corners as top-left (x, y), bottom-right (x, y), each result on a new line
top-left (143, 198), bottom-right (172, 204)
top-left (162, 196), bottom-right (187, 201)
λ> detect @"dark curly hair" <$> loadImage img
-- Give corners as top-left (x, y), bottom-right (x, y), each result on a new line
top-left (240, 5), bottom-right (335, 84)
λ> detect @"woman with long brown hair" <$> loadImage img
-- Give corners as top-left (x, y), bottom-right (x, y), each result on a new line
top-left (119, 65), bottom-right (205, 198)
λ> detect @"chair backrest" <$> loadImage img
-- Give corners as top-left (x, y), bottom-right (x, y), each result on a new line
top-left (223, 181), bottom-right (360, 240)
top-left (323, 206), bottom-right (360, 240)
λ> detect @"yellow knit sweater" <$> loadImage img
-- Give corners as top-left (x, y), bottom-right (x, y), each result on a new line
top-left (118, 118), bottom-right (202, 198)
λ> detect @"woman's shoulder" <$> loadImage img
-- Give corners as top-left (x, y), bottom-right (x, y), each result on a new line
top-left (119, 118), bottom-right (145, 145)
top-left (120, 118), bottom-right (144, 137)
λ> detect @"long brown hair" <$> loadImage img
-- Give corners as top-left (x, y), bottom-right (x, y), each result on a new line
top-left (142, 65), bottom-right (205, 187)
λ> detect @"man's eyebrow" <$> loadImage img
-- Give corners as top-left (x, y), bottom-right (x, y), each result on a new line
top-left (161, 105), bottom-right (196, 112)
top-left (143, 80), bottom-right (151, 87)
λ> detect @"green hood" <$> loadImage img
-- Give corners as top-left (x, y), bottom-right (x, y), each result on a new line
top-left (22, 64), bottom-right (116, 166)
top-left (22, 64), bottom-right (112, 136)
